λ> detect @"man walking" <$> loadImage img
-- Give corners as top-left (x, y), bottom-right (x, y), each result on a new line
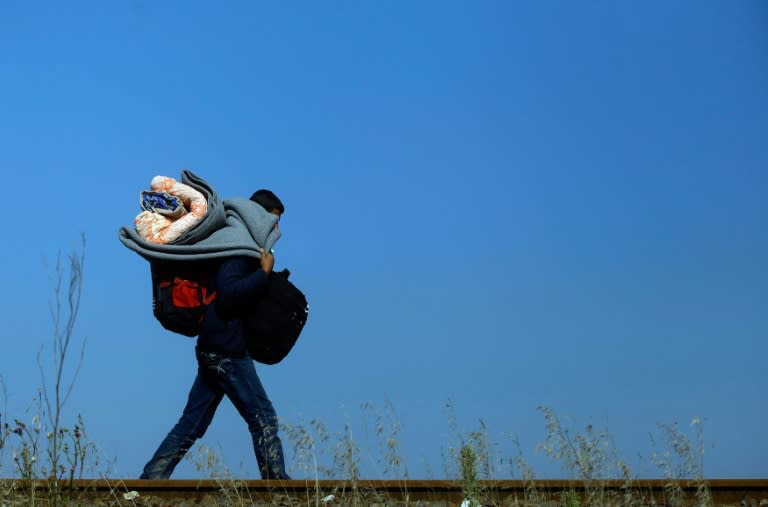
top-left (140, 189), bottom-right (290, 480)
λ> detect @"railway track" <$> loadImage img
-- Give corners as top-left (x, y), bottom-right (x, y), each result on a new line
top-left (1, 479), bottom-right (765, 506)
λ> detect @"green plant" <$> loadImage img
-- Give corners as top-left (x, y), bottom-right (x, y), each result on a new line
top-left (460, 444), bottom-right (482, 507)
top-left (285, 417), bottom-right (333, 479)
top-left (507, 435), bottom-right (545, 507)
top-left (329, 420), bottom-right (366, 506)
top-left (283, 417), bottom-right (332, 505)
top-left (441, 401), bottom-right (498, 507)
top-left (40, 236), bottom-right (87, 474)
top-left (0, 236), bottom-right (100, 507)
top-left (0, 378), bottom-right (13, 501)
top-left (361, 400), bottom-right (409, 481)
top-left (651, 417), bottom-right (712, 507)
top-left (561, 489), bottom-right (581, 507)
top-left (537, 405), bottom-right (628, 507)
top-left (442, 401), bottom-right (496, 479)
top-left (11, 411), bottom-right (43, 484)
top-left (360, 401), bottom-right (411, 505)
top-left (188, 443), bottom-right (257, 506)
top-left (0, 377), bottom-right (8, 463)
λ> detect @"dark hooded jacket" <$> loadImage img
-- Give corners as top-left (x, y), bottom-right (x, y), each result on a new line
top-left (197, 256), bottom-right (269, 357)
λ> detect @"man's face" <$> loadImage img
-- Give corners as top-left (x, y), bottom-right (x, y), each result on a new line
top-left (270, 208), bottom-right (282, 231)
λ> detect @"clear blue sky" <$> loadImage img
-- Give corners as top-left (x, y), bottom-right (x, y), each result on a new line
top-left (1, 1), bottom-right (765, 479)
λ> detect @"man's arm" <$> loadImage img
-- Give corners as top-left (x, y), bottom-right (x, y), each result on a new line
top-left (215, 251), bottom-right (273, 318)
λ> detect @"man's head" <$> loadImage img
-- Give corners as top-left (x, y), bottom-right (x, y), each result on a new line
top-left (250, 189), bottom-right (285, 217)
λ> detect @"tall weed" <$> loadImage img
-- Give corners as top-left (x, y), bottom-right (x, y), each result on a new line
top-left (0, 237), bottom-right (100, 507)
top-left (652, 417), bottom-right (712, 507)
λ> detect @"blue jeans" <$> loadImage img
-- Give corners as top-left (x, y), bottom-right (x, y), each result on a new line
top-left (140, 349), bottom-right (289, 480)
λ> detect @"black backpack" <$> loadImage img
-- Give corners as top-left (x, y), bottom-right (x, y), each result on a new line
top-left (151, 261), bottom-right (216, 337)
top-left (244, 269), bottom-right (309, 365)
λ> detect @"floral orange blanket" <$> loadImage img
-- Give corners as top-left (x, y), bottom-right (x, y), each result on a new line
top-left (134, 176), bottom-right (208, 244)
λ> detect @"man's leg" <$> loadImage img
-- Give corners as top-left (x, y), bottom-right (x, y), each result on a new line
top-left (140, 371), bottom-right (223, 479)
top-left (219, 357), bottom-right (289, 480)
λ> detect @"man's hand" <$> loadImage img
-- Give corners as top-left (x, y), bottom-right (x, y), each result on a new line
top-left (259, 248), bottom-right (275, 274)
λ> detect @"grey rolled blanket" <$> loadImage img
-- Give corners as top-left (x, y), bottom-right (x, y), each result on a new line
top-left (118, 170), bottom-right (280, 263)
